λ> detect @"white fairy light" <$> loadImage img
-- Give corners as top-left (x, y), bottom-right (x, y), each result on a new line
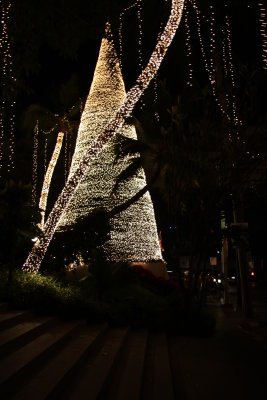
top-left (153, 75), bottom-right (160, 121)
top-left (44, 135), bottom-right (48, 172)
top-left (32, 120), bottom-right (39, 205)
top-left (137, 0), bottom-right (143, 72)
top-left (184, 1), bottom-right (193, 86)
top-left (189, 0), bottom-right (231, 122)
top-left (64, 132), bottom-right (69, 183)
top-left (0, 0), bottom-right (16, 177)
top-left (57, 23), bottom-right (162, 264)
top-left (119, 1), bottom-right (138, 69)
top-left (258, 2), bottom-right (267, 69)
top-left (137, 0), bottom-right (145, 108)
top-left (153, 21), bottom-right (164, 122)
top-left (225, 13), bottom-right (242, 133)
top-left (22, 0), bottom-right (185, 273)
top-left (39, 131), bottom-right (64, 230)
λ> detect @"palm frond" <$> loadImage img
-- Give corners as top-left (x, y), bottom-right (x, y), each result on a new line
top-left (112, 157), bottom-right (142, 193)
top-left (114, 135), bottom-right (147, 161)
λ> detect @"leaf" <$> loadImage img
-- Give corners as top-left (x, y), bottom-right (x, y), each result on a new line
top-left (112, 158), bottom-right (142, 193)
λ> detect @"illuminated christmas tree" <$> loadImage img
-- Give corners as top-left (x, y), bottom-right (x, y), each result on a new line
top-left (57, 23), bottom-right (165, 275)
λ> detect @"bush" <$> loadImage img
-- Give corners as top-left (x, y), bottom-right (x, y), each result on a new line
top-left (0, 266), bottom-right (215, 335)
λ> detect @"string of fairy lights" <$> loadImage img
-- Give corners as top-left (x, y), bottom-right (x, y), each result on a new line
top-left (0, 0), bottom-right (16, 178)
top-left (119, 0), bottom-right (145, 107)
top-left (31, 121), bottom-right (39, 205)
top-left (258, 2), bottom-right (267, 69)
top-left (189, 0), bottom-right (232, 123)
top-left (225, 12), bottom-right (242, 132)
top-left (22, 0), bottom-right (185, 273)
top-left (137, 0), bottom-right (143, 72)
top-left (44, 136), bottom-right (48, 173)
top-left (119, 1), bottom-right (138, 69)
top-left (64, 132), bottom-right (69, 183)
top-left (186, 0), bottom-right (246, 142)
top-left (184, 1), bottom-right (193, 87)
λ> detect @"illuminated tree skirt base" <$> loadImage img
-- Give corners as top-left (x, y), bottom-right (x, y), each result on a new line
top-left (129, 261), bottom-right (169, 280)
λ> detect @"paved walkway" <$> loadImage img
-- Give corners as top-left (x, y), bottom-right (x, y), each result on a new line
top-left (169, 305), bottom-right (267, 400)
top-left (0, 283), bottom-right (266, 399)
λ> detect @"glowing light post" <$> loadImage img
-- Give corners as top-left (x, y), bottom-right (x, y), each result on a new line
top-left (22, 0), bottom-right (185, 273)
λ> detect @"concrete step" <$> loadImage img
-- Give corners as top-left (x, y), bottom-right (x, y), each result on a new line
top-left (0, 303), bottom-right (8, 312)
top-left (143, 333), bottom-right (175, 400)
top-left (0, 316), bottom-right (56, 358)
top-left (63, 326), bottom-right (130, 400)
top-left (106, 329), bottom-right (148, 400)
top-left (0, 310), bottom-right (32, 330)
top-left (0, 319), bottom-right (84, 395)
top-left (11, 323), bottom-right (108, 400)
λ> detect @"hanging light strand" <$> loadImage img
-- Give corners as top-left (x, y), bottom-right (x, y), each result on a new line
top-left (225, 13), bottom-right (242, 132)
top-left (189, 0), bottom-right (231, 122)
top-left (44, 135), bottom-right (48, 173)
top-left (0, 0), bottom-right (16, 176)
top-left (64, 132), bottom-right (69, 183)
top-left (119, 1), bottom-right (138, 69)
top-left (153, 22), bottom-right (164, 122)
top-left (137, 0), bottom-right (144, 72)
top-left (184, 1), bottom-right (193, 86)
top-left (32, 120), bottom-right (39, 205)
top-left (258, 2), bottom-right (267, 69)
top-left (22, 0), bottom-right (185, 273)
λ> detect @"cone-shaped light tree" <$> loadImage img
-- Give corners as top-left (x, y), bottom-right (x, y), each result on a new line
top-left (22, 0), bottom-right (185, 273)
top-left (57, 23), bottom-right (163, 266)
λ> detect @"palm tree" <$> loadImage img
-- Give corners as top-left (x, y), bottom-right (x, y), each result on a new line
top-left (0, 180), bottom-right (40, 283)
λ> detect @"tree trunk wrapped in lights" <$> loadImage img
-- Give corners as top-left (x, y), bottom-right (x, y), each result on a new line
top-left (22, 0), bottom-right (185, 273)
top-left (39, 131), bottom-right (64, 230)
top-left (57, 23), bottom-right (163, 269)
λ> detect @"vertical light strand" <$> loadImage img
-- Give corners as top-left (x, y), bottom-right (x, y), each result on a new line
top-left (225, 11), bottom-right (242, 135)
top-left (153, 76), bottom-right (160, 121)
top-left (44, 135), bottom-right (48, 172)
top-left (184, 0), bottom-right (193, 86)
top-left (153, 21), bottom-right (164, 122)
top-left (137, 0), bottom-right (144, 72)
top-left (118, 1), bottom-right (138, 70)
top-left (221, 28), bottom-right (228, 79)
top-left (137, 0), bottom-right (145, 108)
top-left (32, 120), bottom-right (39, 205)
top-left (258, 2), bottom-right (267, 69)
top-left (208, 5), bottom-right (216, 85)
top-left (0, 0), bottom-right (16, 177)
top-left (22, 0), bottom-right (185, 273)
top-left (189, 0), bottom-right (231, 122)
top-left (64, 132), bottom-right (68, 183)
